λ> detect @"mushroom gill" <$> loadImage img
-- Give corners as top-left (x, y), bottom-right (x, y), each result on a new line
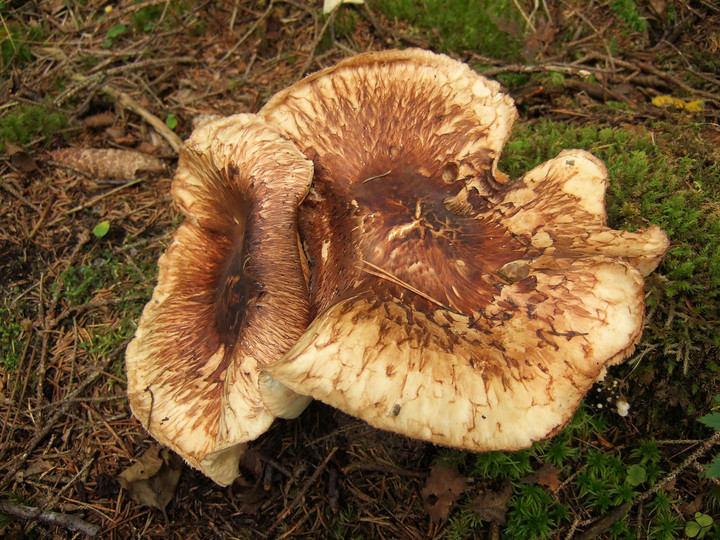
top-left (259, 49), bottom-right (670, 450)
top-left (125, 114), bottom-right (313, 485)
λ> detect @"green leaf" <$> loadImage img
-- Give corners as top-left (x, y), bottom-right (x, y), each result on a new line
top-left (698, 412), bottom-right (720, 431)
top-left (626, 464), bottom-right (646, 486)
top-left (93, 220), bottom-right (110, 239)
top-left (695, 513), bottom-right (714, 528)
top-left (165, 113), bottom-right (178, 130)
top-left (106, 23), bottom-right (127, 39)
top-left (686, 520), bottom-right (701, 538)
top-left (702, 455), bottom-right (720, 479)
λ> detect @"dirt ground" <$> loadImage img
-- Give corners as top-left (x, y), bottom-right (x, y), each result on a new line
top-left (1, 1), bottom-right (720, 538)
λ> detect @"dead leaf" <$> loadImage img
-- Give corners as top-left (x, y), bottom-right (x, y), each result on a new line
top-left (135, 141), bottom-right (161, 155)
top-left (118, 446), bottom-right (182, 515)
top-left (15, 459), bottom-right (53, 481)
top-left (5, 142), bottom-right (38, 172)
top-left (680, 495), bottom-right (703, 516)
top-left (50, 148), bottom-right (165, 179)
top-left (421, 463), bottom-right (467, 522)
top-left (84, 112), bottom-right (115, 128)
top-left (520, 463), bottom-right (562, 491)
top-left (105, 126), bottom-right (125, 140)
top-left (469, 480), bottom-right (513, 525)
top-left (524, 20), bottom-right (557, 58)
top-left (648, 0), bottom-right (667, 18)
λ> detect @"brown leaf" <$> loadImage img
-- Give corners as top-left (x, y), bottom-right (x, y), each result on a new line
top-left (421, 463), bottom-right (467, 522)
top-left (520, 463), bottom-right (562, 491)
top-left (105, 126), bottom-right (125, 140)
top-left (14, 459), bottom-right (53, 481)
top-left (50, 148), bottom-right (165, 179)
top-left (84, 112), bottom-right (115, 129)
top-left (680, 495), bottom-right (703, 516)
top-left (118, 446), bottom-right (182, 514)
top-left (469, 480), bottom-right (513, 525)
top-left (524, 20), bottom-right (557, 58)
top-left (5, 141), bottom-right (37, 171)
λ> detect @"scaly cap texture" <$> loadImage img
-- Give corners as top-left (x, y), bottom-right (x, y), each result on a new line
top-left (259, 49), bottom-right (669, 450)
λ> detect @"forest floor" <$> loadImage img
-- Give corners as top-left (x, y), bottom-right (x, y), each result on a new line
top-left (1, 1), bottom-right (720, 538)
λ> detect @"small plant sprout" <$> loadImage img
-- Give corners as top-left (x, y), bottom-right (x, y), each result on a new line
top-left (93, 220), bottom-right (111, 239)
top-left (165, 113), bottom-right (178, 130)
top-left (685, 512), bottom-right (714, 539)
top-left (102, 23), bottom-right (126, 48)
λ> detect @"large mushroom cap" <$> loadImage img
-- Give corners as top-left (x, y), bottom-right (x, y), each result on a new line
top-left (125, 114), bottom-right (313, 485)
top-left (259, 49), bottom-right (669, 450)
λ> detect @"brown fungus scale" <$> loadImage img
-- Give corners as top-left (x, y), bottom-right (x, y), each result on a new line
top-left (260, 49), bottom-right (670, 451)
top-left (125, 115), bottom-right (313, 485)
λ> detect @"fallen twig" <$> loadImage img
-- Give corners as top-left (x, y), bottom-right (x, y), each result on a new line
top-left (298, 8), bottom-right (336, 79)
top-left (0, 348), bottom-right (115, 489)
top-left (58, 178), bottom-right (145, 219)
top-left (636, 430), bottom-right (720, 504)
top-left (268, 447), bottom-right (338, 534)
top-left (0, 498), bottom-right (100, 536)
top-left (102, 86), bottom-right (183, 152)
top-left (576, 430), bottom-right (720, 538)
top-left (219, 1), bottom-right (274, 64)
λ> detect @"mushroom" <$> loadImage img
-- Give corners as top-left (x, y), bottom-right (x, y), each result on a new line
top-left (125, 114), bottom-right (314, 485)
top-left (258, 49), bottom-right (669, 451)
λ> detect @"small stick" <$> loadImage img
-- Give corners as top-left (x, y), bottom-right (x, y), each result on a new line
top-left (297, 9), bottom-right (336, 79)
top-left (268, 447), bottom-right (338, 533)
top-left (342, 461), bottom-right (426, 479)
top-left (636, 430), bottom-right (720, 504)
top-left (102, 86), bottom-right (183, 152)
top-left (361, 259), bottom-right (457, 313)
top-left (576, 430), bottom-right (720, 538)
top-left (258, 453), bottom-right (292, 478)
top-left (28, 193), bottom-right (56, 240)
top-left (362, 170), bottom-right (391, 183)
top-left (263, 461), bottom-right (274, 491)
top-left (219, 1), bottom-right (274, 64)
top-left (59, 178), bottom-right (144, 218)
top-left (0, 499), bottom-right (100, 537)
top-left (576, 502), bottom-right (632, 540)
top-left (328, 466), bottom-right (339, 512)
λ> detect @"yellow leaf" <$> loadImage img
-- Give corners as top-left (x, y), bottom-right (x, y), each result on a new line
top-left (651, 95), bottom-right (704, 112)
top-left (651, 95), bottom-right (684, 108)
top-left (684, 100), bottom-right (705, 112)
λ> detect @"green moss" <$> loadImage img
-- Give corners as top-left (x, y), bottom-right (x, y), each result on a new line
top-left (1, 23), bottom-right (43, 69)
top-left (57, 248), bottom-right (155, 307)
top-left (373, 0), bottom-right (524, 60)
top-left (609, 0), bottom-right (648, 33)
top-left (470, 448), bottom-right (533, 479)
top-left (446, 507), bottom-right (484, 540)
top-left (0, 297), bottom-right (29, 371)
top-left (504, 484), bottom-right (568, 539)
top-left (334, 5), bottom-right (357, 39)
top-left (0, 104), bottom-right (68, 152)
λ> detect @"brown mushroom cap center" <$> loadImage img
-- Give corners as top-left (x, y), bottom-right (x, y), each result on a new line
top-left (215, 237), bottom-right (253, 348)
top-left (302, 162), bottom-right (529, 316)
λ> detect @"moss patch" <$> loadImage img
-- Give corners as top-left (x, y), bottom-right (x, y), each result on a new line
top-left (373, 0), bottom-right (524, 60)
